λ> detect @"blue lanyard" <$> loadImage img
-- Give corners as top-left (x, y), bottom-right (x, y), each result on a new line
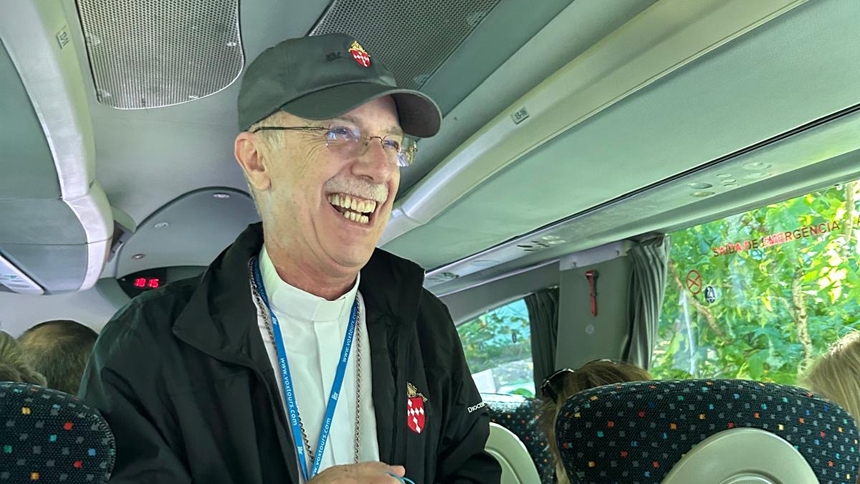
top-left (252, 257), bottom-right (359, 482)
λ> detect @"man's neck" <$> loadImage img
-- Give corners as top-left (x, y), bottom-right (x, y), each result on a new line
top-left (263, 242), bottom-right (356, 301)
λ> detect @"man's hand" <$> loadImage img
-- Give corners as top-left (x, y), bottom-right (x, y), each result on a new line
top-left (308, 462), bottom-right (407, 484)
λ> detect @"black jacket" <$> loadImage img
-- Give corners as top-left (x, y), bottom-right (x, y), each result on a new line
top-left (80, 223), bottom-right (500, 484)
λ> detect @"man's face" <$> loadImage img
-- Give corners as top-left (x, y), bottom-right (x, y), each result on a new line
top-left (249, 96), bottom-right (402, 277)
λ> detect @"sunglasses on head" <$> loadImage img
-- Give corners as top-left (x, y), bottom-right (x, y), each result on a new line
top-left (539, 359), bottom-right (620, 402)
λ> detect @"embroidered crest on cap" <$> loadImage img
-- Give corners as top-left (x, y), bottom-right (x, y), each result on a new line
top-left (407, 382), bottom-right (427, 434)
top-left (348, 41), bottom-right (371, 68)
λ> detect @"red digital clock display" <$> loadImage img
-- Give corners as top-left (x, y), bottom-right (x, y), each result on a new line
top-left (133, 277), bottom-right (161, 289)
top-left (119, 268), bottom-right (169, 299)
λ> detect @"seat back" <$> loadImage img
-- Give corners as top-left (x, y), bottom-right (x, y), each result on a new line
top-left (661, 427), bottom-right (818, 483)
top-left (554, 379), bottom-right (860, 484)
top-left (484, 393), bottom-right (555, 483)
top-left (0, 382), bottom-right (115, 483)
top-left (486, 422), bottom-right (543, 484)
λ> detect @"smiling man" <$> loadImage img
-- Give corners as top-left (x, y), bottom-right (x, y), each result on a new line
top-left (80, 34), bottom-right (501, 484)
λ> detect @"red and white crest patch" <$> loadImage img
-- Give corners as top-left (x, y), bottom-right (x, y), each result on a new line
top-left (406, 382), bottom-right (427, 434)
top-left (348, 41), bottom-right (371, 68)
top-left (407, 397), bottom-right (425, 434)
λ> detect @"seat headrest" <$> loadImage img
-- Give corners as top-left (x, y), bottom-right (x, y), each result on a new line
top-left (0, 382), bottom-right (115, 483)
top-left (482, 393), bottom-right (555, 484)
top-left (555, 379), bottom-right (860, 484)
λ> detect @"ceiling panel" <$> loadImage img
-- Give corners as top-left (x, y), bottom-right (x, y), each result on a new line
top-left (385, 0), bottom-right (860, 270)
top-left (114, 188), bottom-right (259, 278)
top-left (0, 199), bottom-right (86, 245)
top-left (66, 0), bottom-right (332, 225)
top-left (1, 244), bottom-right (87, 293)
top-left (400, 0), bottom-right (656, 194)
top-left (312, 0), bottom-right (504, 90)
top-left (76, 0), bottom-right (243, 109)
top-left (0, 39), bottom-right (60, 200)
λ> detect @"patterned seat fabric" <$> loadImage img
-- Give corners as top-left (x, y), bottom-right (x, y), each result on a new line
top-left (0, 382), bottom-right (115, 483)
top-left (483, 393), bottom-right (555, 483)
top-left (555, 379), bottom-right (860, 484)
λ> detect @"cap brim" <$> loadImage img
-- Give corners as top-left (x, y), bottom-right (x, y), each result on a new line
top-left (282, 83), bottom-right (442, 138)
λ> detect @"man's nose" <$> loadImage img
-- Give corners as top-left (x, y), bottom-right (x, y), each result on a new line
top-left (353, 137), bottom-right (395, 183)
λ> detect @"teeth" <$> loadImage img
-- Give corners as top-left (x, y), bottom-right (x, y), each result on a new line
top-left (339, 207), bottom-right (370, 225)
top-left (328, 194), bottom-right (378, 214)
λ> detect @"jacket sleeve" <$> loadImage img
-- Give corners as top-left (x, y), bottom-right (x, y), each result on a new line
top-left (79, 303), bottom-right (193, 484)
top-left (432, 302), bottom-right (502, 484)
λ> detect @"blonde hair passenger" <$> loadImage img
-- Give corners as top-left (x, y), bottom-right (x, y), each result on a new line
top-left (0, 331), bottom-right (47, 386)
top-left (803, 331), bottom-right (860, 422)
top-left (538, 359), bottom-right (651, 484)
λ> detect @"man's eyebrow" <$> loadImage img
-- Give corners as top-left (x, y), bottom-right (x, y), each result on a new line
top-left (333, 115), bottom-right (403, 137)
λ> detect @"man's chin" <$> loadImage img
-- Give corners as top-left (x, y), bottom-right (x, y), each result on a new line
top-left (326, 246), bottom-right (376, 274)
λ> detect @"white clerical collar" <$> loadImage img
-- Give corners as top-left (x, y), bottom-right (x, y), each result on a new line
top-left (259, 245), bottom-right (359, 322)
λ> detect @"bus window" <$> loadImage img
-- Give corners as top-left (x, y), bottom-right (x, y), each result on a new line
top-left (653, 180), bottom-right (860, 384)
top-left (457, 298), bottom-right (534, 396)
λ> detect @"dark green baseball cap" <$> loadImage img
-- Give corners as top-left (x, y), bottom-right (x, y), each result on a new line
top-left (238, 33), bottom-right (442, 138)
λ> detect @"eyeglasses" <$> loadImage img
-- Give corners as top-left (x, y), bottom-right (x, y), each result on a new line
top-left (251, 125), bottom-right (418, 167)
top-left (540, 359), bottom-right (620, 402)
top-left (540, 368), bottom-right (575, 403)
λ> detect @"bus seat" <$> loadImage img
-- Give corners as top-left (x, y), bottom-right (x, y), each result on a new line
top-left (0, 382), bottom-right (115, 483)
top-left (554, 379), bottom-right (860, 484)
top-left (661, 427), bottom-right (818, 483)
top-left (484, 393), bottom-right (555, 483)
top-left (486, 422), bottom-right (542, 484)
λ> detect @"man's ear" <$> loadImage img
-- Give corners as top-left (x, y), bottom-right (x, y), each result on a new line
top-left (234, 132), bottom-right (271, 192)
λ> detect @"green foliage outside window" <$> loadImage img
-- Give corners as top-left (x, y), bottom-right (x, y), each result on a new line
top-left (457, 299), bottom-right (533, 395)
top-left (653, 181), bottom-right (860, 384)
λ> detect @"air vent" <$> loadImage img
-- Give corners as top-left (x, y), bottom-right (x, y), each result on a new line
top-left (516, 236), bottom-right (567, 252)
top-left (311, 0), bottom-right (501, 89)
top-left (517, 242), bottom-right (549, 252)
top-left (0, 252), bottom-right (44, 295)
top-left (425, 271), bottom-right (459, 284)
top-left (76, 0), bottom-right (243, 109)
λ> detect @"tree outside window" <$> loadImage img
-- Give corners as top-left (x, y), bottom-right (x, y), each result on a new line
top-left (653, 181), bottom-right (860, 384)
top-left (457, 299), bottom-right (534, 396)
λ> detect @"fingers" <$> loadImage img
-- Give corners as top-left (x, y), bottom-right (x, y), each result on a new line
top-left (357, 461), bottom-right (404, 476)
top-left (310, 461), bottom-right (408, 483)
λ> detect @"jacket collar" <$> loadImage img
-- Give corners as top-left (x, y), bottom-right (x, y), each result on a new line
top-left (172, 222), bottom-right (426, 364)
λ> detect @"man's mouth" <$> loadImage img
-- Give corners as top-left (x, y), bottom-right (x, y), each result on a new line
top-left (327, 193), bottom-right (379, 225)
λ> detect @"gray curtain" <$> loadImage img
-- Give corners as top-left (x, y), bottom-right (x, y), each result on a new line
top-left (525, 287), bottom-right (559, 391)
top-left (623, 236), bottom-right (671, 370)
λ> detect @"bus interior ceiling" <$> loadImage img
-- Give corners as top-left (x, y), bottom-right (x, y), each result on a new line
top-left (0, 0), bottom-right (858, 347)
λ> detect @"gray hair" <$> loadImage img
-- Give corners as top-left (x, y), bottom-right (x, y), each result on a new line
top-left (242, 111), bottom-right (295, 206)
top-left (248, 111), bottom-right (293, 151)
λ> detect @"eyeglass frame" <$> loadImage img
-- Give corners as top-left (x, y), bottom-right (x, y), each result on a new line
top-left (540, 359), bottom-right (621, 402)
top-left (249, 125), bottom-right (418, 167)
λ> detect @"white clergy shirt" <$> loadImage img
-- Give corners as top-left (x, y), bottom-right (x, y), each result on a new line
top-left (254, 246), bottom-right (380, 481)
